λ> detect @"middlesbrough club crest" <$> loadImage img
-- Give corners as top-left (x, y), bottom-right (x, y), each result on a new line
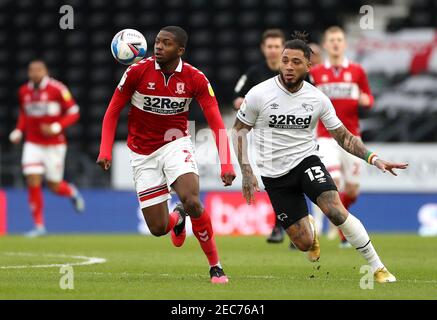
top-left (175, 82), bottom-right (185, 94)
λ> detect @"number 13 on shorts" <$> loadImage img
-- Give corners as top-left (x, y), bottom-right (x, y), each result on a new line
top-left (305, 166), bottom-right (326, 182)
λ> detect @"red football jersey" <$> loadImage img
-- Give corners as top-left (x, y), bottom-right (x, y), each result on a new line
top-left (310, 59), bottom-right (374, 137)
top-left (110, 57), bottom-right (219, 155)
top-left (17, 76), bottom-right (79, 145)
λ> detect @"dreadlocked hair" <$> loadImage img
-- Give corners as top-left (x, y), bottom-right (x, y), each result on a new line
top-left (284, 30), bottom-right (313, 60)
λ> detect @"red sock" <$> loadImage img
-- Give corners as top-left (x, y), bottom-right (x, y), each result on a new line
top-left (55, 181), bottom-right (74, 197)
top-left (339, 193), bottom-right (357, 241)
top-left (165, 211), bottom-right (180, 234)
top-left (338, 229), bottom-right (347, 241)
top-left (340, 193), bottom-right (357, 210)
top-left (191, 210), bottom-right (219, 267)
top-left (28, 185), bottom-right (44, 226)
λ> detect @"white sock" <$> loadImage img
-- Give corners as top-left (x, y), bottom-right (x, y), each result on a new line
top-left (338, 214), bottom-right (384, 272)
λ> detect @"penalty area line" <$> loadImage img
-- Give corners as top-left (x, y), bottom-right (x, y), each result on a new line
top-left (0, 252), bottom-right (107, 269)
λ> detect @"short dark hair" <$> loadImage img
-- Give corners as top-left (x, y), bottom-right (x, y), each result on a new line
top-left (283, 31), bottom-right (313, 60)
top-left (261, 29), bottom-right (286, 44)
top-left (29, 59), bottom-right (47, 66)
top-left (160, 25), bottom-right (188, 47)
top-left (323, 26), bottom-right (345, 43)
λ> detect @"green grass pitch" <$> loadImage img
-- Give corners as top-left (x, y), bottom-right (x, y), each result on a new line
top-left (0, 234), bottom-right (436, 299)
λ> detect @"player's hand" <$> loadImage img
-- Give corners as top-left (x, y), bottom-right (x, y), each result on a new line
top-left (40, 123), bottom-right (61, 136)
top-left (221, 171), bottom-right (236, 187)
top-left (242, 169), bottom-right (260, 205)
top-left (374, 158), bottom-right (408, 176)
top-left (9, 129), bottom-right (22, 144)
top-left (96, 158), bottom-right (112, 171)
top-left (359, 92), bottom-right (371, 107)
top-left (233, 97), bottom-right (244, 110)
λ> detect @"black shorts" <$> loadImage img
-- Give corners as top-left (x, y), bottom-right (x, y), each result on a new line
top-left (261, 155), bottom-right (337, 230)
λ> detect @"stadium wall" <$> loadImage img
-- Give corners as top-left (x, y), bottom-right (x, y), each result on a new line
top-left (113, 143), bottom-right (437, 193)
top-left (3, 189), bottom-right (436, 235)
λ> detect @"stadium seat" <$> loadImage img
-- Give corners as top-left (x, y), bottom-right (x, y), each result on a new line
top-left (4, 0), bottom-right (419, 189)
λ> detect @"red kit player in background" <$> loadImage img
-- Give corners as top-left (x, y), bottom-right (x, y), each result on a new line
top-left (310, 26), bottom-right (374, 247)
top-left (97, 26), bottom-right (236, 283)
top-left (9, 60), bottom-right (85, 237)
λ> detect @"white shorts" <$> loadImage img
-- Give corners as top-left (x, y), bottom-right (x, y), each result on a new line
top-left (130, 137), bottom-right (199, 209)
top-left (317, 137), bottom-right (362, 186)
top-left (22, 142), bottom-right (67, 182)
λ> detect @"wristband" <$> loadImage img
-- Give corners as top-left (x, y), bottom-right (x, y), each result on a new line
top-left (365, 151), bottom-right (378, 165)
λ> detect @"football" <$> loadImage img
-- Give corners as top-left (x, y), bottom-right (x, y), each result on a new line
top-left (110, 29), bottom-right (147, 65)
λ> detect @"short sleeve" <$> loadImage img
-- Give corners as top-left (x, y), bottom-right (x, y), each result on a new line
top-left (117, 64), bottom-right (141, 97)
top-left (236, 89), bottom-right (260, 126)
top-left (56, 82), bottom-right (77, 111)
top-left (193, 71), bottom-right (219, 111)
top-left (319, 93), bottom-right (342, 130)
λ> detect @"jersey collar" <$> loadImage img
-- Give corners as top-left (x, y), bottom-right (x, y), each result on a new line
top-left (324, 57), bottom-right (349, 69)
top-left (154, 58), bottom-right (183, 73)
top-left (28, 76), bottom-right (50, 90)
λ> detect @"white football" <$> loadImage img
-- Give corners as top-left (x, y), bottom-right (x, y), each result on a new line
top-left (111, 29), bottom-right (147, 65)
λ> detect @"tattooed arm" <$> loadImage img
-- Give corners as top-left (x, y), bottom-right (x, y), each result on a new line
top-left (232, 118), bottom-right (260, 204)
top-left (329, 125), bottom-right (369, 159)
top-left (329, 125), bottom-right (408, 176)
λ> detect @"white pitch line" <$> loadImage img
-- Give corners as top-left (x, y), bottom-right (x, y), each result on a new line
top-left (0, 252), bottom-right (106, 269)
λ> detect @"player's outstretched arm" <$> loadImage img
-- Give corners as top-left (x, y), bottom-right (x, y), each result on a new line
top-left (96, 89), bottom-right (130, 171)
top-left (202, 103), bottom-right (236, 186)
top-left (329, 125), bottom-right (408, 176)
top-left (232, 119), bottom-right (259, 204)
top-left (196, 77), bottom-right (236, 186)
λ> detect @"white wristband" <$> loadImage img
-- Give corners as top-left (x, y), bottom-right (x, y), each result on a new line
top-left (50, 122), bottom-right (62, 134)
top-left (9, 129), bottom-right (22, 142)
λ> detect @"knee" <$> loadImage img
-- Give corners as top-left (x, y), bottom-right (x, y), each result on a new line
top-left (26, 175), bottom-right (42, 188)
top-left (292, 236), bottom-right (313, 252)
top-left (317, 194), bottom-right (342, 214)
top-left (46, 182), bottom-right (59, 193)
top-left (323, 205), bottom-right (347, 226)
top-left (148, 223), bottom-right (167, 237)
top-left (317, 191), bottom-right (348, 226)
top-left (180, 194), bottom-right (202, 216)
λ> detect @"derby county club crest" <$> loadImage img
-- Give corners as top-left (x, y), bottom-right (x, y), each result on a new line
top-left (175, 82), bottom-right (185, 94)
top-left (302, 103), bottom-right (314, 112)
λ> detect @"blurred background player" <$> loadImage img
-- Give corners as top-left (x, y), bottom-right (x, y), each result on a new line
top-left (308, 43), bottom-right (323, 66)
top-left (97, 26), bottom-right (236, 283)
top-left (233, 29), bottom-right (288, 244)
top-left (310, 26), bottom-right (374, 247)
top-left (9, 60), bottom-right (85, 237)
top-left (233, 29), bottom-right (285, 111)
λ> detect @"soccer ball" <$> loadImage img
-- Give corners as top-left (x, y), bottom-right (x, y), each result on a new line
top-left (111, 29), bottom-right (147, 65)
